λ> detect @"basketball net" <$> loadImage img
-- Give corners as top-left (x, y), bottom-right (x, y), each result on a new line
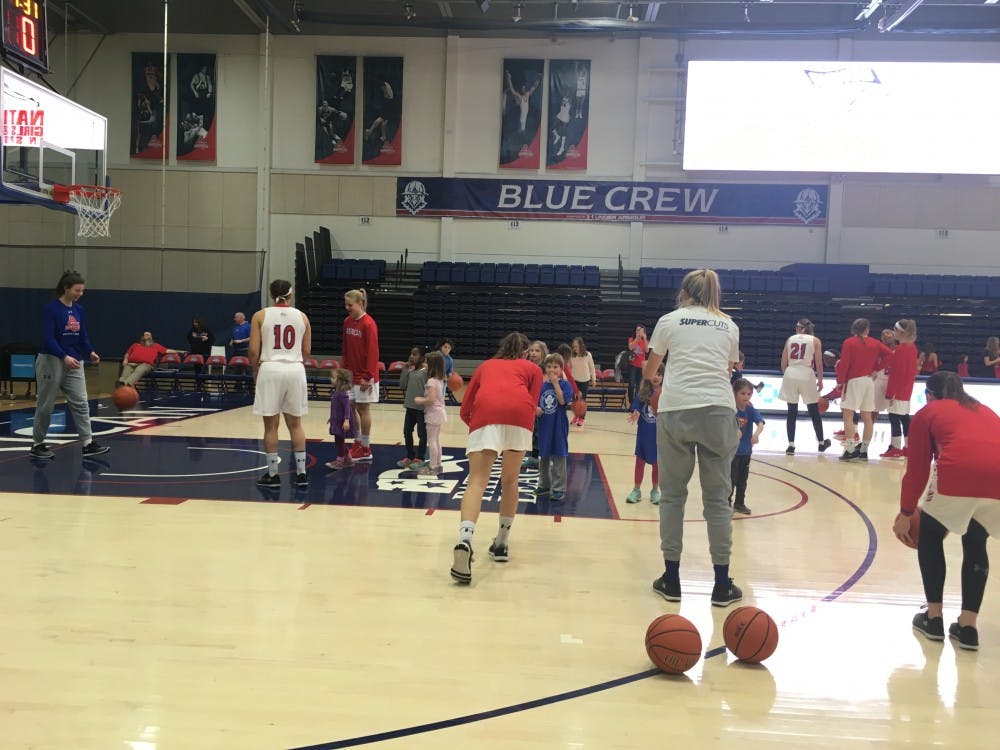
top-left (53, 184), bottom-right (123, 238)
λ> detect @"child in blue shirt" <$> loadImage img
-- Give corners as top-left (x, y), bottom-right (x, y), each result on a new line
top-left (536, 353), bottom-right (573, 502)
top-left (626, 364), bottom-right (663, 505)
top-left (731, 378), bottom-right (765, 515)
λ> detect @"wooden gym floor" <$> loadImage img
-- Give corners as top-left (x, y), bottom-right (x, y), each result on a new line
top-left (1, 393), bottom-right (997, 749)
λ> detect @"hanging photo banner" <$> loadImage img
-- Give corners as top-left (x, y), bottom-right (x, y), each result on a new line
top-left (396, 177), bottom-right (828, 226)
top-left (362, 56), bottom-right (403, 166)
top-left (546, 59), bottom-right (589, 171)
top-left (177, 53), bottom-right (217, 162)
top-left (130, 53), bottom-right (170, 159)
top-left (500, 59), bottom-right (544, 170)
top-left (316, 56), bottom-right (357, 165)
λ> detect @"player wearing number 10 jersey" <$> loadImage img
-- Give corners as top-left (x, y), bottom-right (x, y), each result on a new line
top-left (250, 279), bottom-right (312, 489)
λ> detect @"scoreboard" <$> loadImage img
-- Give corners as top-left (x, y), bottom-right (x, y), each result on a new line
top-left (1, 0), bottom-right (48, 73)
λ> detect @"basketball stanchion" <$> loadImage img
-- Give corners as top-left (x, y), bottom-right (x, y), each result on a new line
top-left (53, 184), bottom-right (123, 238)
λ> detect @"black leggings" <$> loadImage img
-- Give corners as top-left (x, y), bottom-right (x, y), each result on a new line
top-left (889, 413), bottom-right (911, 438)
top-left (403, 407), bottom-right (427, 460)
top-left (786, 402), bottom-right (824, 443)
top-left (627, 366), bottom-right (643, 407)
top-left (918, 512), bottom-right (990, 613)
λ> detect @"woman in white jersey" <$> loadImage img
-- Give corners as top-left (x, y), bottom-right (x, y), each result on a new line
top-left (250, 279), bottom-right (312, 490)
top-left (643, 269), bottom-right (743, 609)
top-left (779, 318), bottom-right (832, 455)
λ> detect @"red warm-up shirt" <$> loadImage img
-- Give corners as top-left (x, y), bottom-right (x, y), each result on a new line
top-left (899, 399), bottom-right (1000, 515)
top-left (838, 335), bottom-right (892, 384)
top-left (460, 358), bottom-right (544, 433)
top-left (885, 341), bottom-right (919, 401)
top-left (342, 313), bottom-right (380, 383)
top-left (125, 342), bottom-right (167, 366)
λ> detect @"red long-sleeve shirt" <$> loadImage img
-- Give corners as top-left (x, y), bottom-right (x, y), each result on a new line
top-left (460, 358), bottom-right (544, 433)
top-left (899, 399), bottom-right (1000, 515)
top-left (838, 335), bottom-right (892, 385)
top-left (885, 341), bottom-right (919, 401)
top-left (342, 313), bottom-right (380, 383)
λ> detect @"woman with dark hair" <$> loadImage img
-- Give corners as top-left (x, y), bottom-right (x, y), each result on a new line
top-left (187, 316), bottom-right (215, 357)
top-left (30, 270), bottom-right (109, 460)
top-left (970, 336), bottom-right (1000, 379)
top-left (450, 332), bottom-right (543, 585)
top-left (837, 318), bottom-right (892, 462)
top-left (896, 371), bottom-right (1000, 651)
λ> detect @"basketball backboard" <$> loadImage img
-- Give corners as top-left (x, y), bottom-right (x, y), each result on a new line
top-left (1, 65), bottom-right (107, 211)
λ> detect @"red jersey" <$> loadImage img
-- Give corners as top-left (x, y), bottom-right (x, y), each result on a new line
top-left (460, 358), bottom-right (544, 433)
top-left (342, 313), bottom-right (380, 383)
top-left (838, 335), bottom-right (892, 384)
top-left (125, 342), bottom-right (167, 366)
top-left (885, 341), bottom-right (919, 401)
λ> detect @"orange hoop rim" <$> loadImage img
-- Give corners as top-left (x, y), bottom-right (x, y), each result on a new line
top-left (52, 184), bottom-right (122, 205)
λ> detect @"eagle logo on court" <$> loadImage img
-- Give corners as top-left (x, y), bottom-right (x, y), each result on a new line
top-left (793, 188), bottom-right (823, 225)
top-left (401, 180), bottom-right (429, 215)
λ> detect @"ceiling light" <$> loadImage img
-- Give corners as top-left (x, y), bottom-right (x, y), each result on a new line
top-left (878, 0), bottom-right (925, 32)
top-left (626, 4), bottom-right (639, 22)
top-left (985, 0), bottom-right (999, 4)
top-left (855, 0), bottom-right (883, 21)
top-left (404, 2), bottom-right (415, 21)
top-left (513, 2), bottom-right (523, 22)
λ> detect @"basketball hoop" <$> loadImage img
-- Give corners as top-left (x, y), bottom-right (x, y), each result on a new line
top-left (52, 184), bottom-right (123, 238)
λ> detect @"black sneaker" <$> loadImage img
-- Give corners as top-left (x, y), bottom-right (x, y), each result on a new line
top-left (451, 541), bottom-right (473, 584)
top-left (912, 611), bottom-right (944, 641)
top-left (839, 447), bottom-right (860, 462)
top-left (785, 446), bottom-right (795, 455)
top-left (818, 438), bottom-right (832, 452)
top-left (29, 443), bottom-right (55, 460)
top-left (82, 442), bottom-right (110, 457)
top-left (949, 621), bottom-right (979, 651)
top-left (733, 503), bottom-right (752, 515)
top-left (256, 472), bottom-right (280, 489)
top-left (652, 575), bottom-right (681, 602)
top-left (710, 579), bottom-right (743, 607)
top-left (488, 539), bottom-right (509, 562)
top-left (295, 473), bottom-right (308, 487)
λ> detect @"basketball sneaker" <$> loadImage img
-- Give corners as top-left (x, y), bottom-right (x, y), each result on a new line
top-left (833, 429), bottom-right (845, 438)
top-left (417, 464), bottom-right (437, 477)
top-left (450, 541), bottom-right (473, 584)
top-left (488, 538), bottom-right (509, 562)
top-left (785, 445), bottom-right (795, 455)
top-left (949, 622), bottom-right (979, 651)
top-left (733, 503), bottom-right (752, 515)
top-left (29, 443), bottom-right (55, 460)
top-left (295, 473), bottom-right (308, 488)
top-left (325, 456), bottom-right (353, 470)
top-left (880, 447), bottom-right (906, 459)
top-left (256, 472), bottom-right (280, 488)
top-left (396, 458), bottom-right (413, 468)
top-left (626, 488), bottom-right (642, 503)
top-left (350, 443), bottom-right (373, 462)
top-left (652, 575), bottom-right (681, 602)
top-left (818, 438), bottom-right (832, 452)
top-left (82, 442), bottom-right (110, 457)
top-left (839, 447), bottom-right (861, 461)
top-left (710, 579), bottom-right (743, 608)
top-left (912, 611), bottom-right (944, 641)
top-left (650, 488), bottom-right (661, 505)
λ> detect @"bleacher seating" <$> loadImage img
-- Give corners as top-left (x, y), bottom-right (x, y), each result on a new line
top-left (419, 261), bottom-right (601, 288)
top-left (320, 258), bottom-right (387, 283)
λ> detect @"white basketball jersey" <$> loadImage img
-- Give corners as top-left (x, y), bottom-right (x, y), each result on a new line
top-left (260, 306), bottom-right (306, 364)
top-left (785, 333), bottom-right (816, 369)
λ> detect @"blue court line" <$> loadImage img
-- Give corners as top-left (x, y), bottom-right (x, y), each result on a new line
top-left (287, 460), bottom-right (879, 750)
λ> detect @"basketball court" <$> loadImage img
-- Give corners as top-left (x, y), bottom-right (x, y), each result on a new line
top-left (2, 390), bottom-right (996, 749)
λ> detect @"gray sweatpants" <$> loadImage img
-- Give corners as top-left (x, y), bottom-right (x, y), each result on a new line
top-left (33, 353), bottom-right (94, 445)
top-left (539, 455), bottom-right (567, 494)
top-left (657, 406), bottom-right (739, 566)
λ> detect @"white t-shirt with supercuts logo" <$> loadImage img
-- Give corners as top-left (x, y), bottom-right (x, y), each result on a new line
top-left (648, 305), bottom-right (740, 413)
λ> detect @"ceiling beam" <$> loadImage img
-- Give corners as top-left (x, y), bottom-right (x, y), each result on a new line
top-left (231, 0), bottom-right (268, 32)
top-left (437, 1), bottom-right (454, 17)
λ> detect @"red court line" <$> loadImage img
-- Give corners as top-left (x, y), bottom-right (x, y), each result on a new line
top-left (141, 496), bottom-right (187, 505)
top-left (298, 503), bottom-right (311, 510)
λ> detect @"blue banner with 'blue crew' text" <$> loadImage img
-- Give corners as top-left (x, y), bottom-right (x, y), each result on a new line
top-left (396, 177), bottom-right (827, 226)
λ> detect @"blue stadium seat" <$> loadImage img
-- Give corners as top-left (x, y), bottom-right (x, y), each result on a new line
top-left (971, 279), bottom-right (988, 297)
top-left (421, 261), bottom-right (437, 283)
top-left (539, 264), bottom-right (555, 285)
top-left (568, 265), bottom-right (584, 286)
top-left (496, 263), bottom-right (511, 285)
top-left (364, 260), bottom-right (381, 281)
top-left (480, 263), bottom-right (496, 285)
top-left (955, 280), bottom-right (972, 297)
top-left (873, 278), bottom-right (889, 295)
top-left (938, 279), bottom-right (955, 296)
top-left (796, 278), bottom-right (814, 294)
top-left (524, 264), bottom-right (540, 285)
top-left (640, 267), bottom-right (656, 288)
top-left (464, 262), bottom-right (482, 284)
top-left (584, 266), bottom-right (599, 287)
top-left (813, 278), bottom-right (831, 294)
top-left (734, 274), bottom-right (750, 292)
top-left (905, 279), bottom-right (922, 296)
top-left (988, 280), bottom-right (1000, 298)
top-left (889, 278), bottom-right (906, 296)
top-left (765, 275), bottom-right (781, 293)
top-left (750, 275), bottom-right (766, 292)
top-left (435, 263), bottom-right (451, 283)
top-left (510, 263), bottom-right (525, 285)
top-left (450, 262), bottom-right (467, 283)
top-left (920, 280), bottom-right (939, 296)
top-left (781, 276), bottom-right (797, 293)
top-left (553, 265), bottom-right (570, 286)
top-left (347, 260), bottom-right (364, 279)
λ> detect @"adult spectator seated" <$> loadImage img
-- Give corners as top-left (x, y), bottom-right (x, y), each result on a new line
top-left (116, 331), bottom-right (182, 387)
top-left (229, 311), bottom-right (250, 357)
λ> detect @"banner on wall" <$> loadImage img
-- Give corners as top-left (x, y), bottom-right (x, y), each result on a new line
top-left (546, 59), bottom-right (589, 171)
top-left (396, 177), bottom-right (828, 226)
top-left (500, 59), bottom-right (545, 170)
top-left (130, 53), bottom-right (170, 159)
top-left (362, 56), bottom-right (403, 166)
top-left (177, 53), bottom-right (217, 162)
top-left (316, 56), bottom-right (357, 165)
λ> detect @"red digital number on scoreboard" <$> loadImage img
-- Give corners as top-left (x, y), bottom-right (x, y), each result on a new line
top-left (1, 0), bottom-right (48, 72)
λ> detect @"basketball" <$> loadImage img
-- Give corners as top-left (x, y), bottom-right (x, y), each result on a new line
top-left (572, 398), bottom-right (587, 418)
top-left (901, 508), bottom-right (921, 550)
top-left (817, 396), bottom-right (829, 413)
top-left (112, 385), bottom-right (139, 410)
top-left (645, 614), bottom-right (702, 674)
top-left (447, 372), bottom-right (464, 391)
top-left (723, 606), bottom-right (779, 663)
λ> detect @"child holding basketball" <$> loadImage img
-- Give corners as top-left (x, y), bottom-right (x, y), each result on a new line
top-left (326, 368), bottom-right (357, 470)
top-left (415, 351), bottom-right (448, 477)
top-left (398, 345), bottom-right (427, 469)
top-left (731, 378), bottom-right (765, 515)
top-left (536, 353), bottom-right (573, 502)
top-left (342, 289), bottom-right (380, 462)
top-left (626, 364), bottom-right (663, 505)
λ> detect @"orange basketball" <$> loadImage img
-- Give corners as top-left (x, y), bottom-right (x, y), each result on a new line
top-left (723, 606), bottom-right (779, 663)
top-left (645, 614), bottom-right (702, 674)
top-left (112, 385), bottom-right (139, 410)
top-left (447, 372), bottom-right (464, 391)
top-left (817, 396), bottom-right (830, 413)
top-left (572, 398), bottom-right (587, 418)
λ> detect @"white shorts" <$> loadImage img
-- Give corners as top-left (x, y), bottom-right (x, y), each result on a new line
top-left (467, 424), bottom-right (532, 455)
top-left (840, 376), bottom-right (875, 413)
top-left (350, 382), bottom-right (380, 404)
top-left (253, 362), bottom-right (308, 417)
top-left (779, 367), bottom-right (819, 405)
top-left (887, 399), bottom-right (911, 416)
top-left (872, 371), bottom-right (889, 413)
top-left (919, 467), bottom-right (1000, 537)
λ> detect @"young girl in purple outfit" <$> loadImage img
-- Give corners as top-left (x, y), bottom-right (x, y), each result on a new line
top-left (326, 368), bottom-right (358, 469)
